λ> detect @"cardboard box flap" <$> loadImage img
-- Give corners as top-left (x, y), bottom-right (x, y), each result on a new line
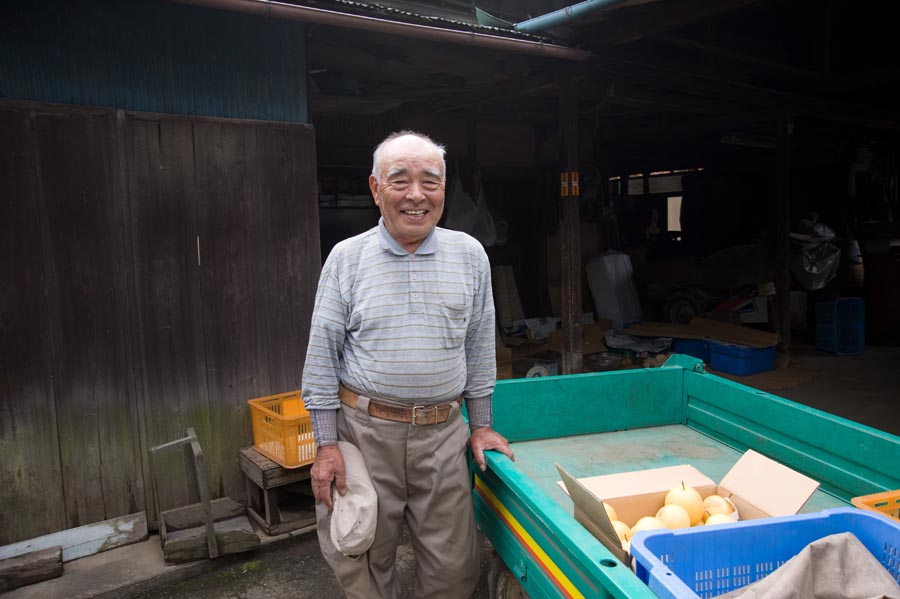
top-left (689, 317), bottom-right (778, 348)
top-left (718, 449), bottom-right (820, 517)
top-left (557, 464), bottom-right (712, 499)
top-left (623, 318), bottom-right (777, 349)
top-left (556, 464), bottom-right (616, 534)
top-left (557, 464), bottom-right (630, 566)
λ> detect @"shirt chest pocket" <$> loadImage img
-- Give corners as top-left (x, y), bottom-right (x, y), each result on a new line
top-left (427, 294), bottom-right (471, 348)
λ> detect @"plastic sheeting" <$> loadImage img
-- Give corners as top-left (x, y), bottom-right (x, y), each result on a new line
top-left (470, 187), bottom-right (497, 247)
top-left (443, 173), bottom-right (477, 234)
top-left (790, 239), bottom-right (841, 291)
top-left (586, 252), bottom-right (643, 329)
top-left (443, 174), bottom-right (496, 247)
top-left (603, 334), bottom-right (671, 353)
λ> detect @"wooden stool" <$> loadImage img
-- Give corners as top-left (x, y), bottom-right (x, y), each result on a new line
top-left (240, 447), bottom-right (317, 536)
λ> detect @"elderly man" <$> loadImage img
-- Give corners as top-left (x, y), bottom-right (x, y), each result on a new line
top-left (302, 130), bottom-right (514, 599)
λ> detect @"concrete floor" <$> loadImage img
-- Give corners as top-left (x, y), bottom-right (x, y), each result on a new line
top-left (127, 526), bottom-right (495, 599)
top-left (10, 344), bottom-right (898, 599)
top-left (773, 344), bottom-right (900, 437)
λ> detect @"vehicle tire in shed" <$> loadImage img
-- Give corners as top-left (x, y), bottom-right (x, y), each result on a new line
top-left (663, 288), bottom-right (706, 324)
top-left (489, 551), bottom-right (530, 599)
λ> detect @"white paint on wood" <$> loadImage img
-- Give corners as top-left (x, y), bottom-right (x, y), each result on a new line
top-left (0, 512), bottom-right (148, 562)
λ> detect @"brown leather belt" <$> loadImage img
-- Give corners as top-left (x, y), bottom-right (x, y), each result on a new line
top-left (339, 385), bottom-right (460, 425)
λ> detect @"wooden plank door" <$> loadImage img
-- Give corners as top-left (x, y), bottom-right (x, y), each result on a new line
top-left (125, 115), bottom-right (212, 520)
top-left (0, 106), bottom-right (68, 545)
top-left (252, 123), bottom-right (320, 395)
top-left (30, 107), bottom-right (142, 529)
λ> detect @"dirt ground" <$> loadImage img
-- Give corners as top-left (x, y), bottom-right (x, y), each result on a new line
top-left (128, 526), bottom-right (494, 599)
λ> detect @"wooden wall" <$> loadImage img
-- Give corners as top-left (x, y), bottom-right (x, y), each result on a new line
top-left (0, 101), bottom-right (320, 544)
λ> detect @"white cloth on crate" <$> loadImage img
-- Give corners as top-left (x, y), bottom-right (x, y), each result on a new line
top-left (716, 531), bottom-right (900, 599)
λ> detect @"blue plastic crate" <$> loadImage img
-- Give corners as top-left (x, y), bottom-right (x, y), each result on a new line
top-left (816, 298), bottom-right (865, 355)
top-left (674, 339), bottom-right (709, 362)
top-left (631, 508), bottom-right (900, 599)
top-left (708, 342), bottom-right (775, 376)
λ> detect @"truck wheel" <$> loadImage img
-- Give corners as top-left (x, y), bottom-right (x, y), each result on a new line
top-left (489, 552), bottom-right (530, 599)
top-left (663, 288), bottom-right (706, 324)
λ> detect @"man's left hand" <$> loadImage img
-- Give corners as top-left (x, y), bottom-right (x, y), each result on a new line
top-left (469, 427), bottom-right (514, 472)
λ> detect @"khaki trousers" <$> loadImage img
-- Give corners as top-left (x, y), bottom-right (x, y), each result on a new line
top-left (316, 396), bottom-right (479, 599)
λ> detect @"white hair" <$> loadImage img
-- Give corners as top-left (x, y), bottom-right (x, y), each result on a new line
top-left (371, 130), bottom-right (447, 181)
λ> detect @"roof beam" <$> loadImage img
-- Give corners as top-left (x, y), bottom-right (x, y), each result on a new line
top-left (651, 33), bottom-right (825, 79)
top-left (408, 70), bottom-right (562, 115)
top-left (592, 0), bottom-right (763, 45)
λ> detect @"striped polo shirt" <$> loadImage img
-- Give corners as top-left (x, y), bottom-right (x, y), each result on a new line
top-left (302, 218), bottom-right (496, 413)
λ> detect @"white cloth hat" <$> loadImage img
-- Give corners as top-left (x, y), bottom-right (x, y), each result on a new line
top-left (330, 441), bottom-right (378, 557)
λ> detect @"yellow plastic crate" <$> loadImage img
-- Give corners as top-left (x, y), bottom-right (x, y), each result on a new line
top-left (852, 489), bottom-right (900, 521)
top-left (248, 390), bottom-right (316, 468)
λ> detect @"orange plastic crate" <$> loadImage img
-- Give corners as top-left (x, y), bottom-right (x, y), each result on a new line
top-left (852, 489), bottom-right (900, 521)
top-left (248, 391), bottom-right (316, 468)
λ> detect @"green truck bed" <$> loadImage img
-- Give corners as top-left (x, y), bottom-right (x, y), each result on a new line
top-left (474, 355), bottom-right (900, 599)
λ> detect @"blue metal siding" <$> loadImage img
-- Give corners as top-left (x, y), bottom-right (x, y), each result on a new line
top-left (0, 0), bottom-right (308, 122)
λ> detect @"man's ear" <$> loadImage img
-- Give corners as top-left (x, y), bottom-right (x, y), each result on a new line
top-left (369, 175), bottom-right (380, 205)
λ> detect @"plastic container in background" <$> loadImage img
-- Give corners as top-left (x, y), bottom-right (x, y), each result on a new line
top-left (630, 507), bottom-right (900, 599)
top-left (852, 489), bottom-right (900, 521)
top-left (816, 297), bottom-right (865, 355)
top-left (248, 390), bottom-right (316, 468)
top-left (673, 338), bottom-right (709, 362)
top-left (708, 342), bottom-right (775, 375)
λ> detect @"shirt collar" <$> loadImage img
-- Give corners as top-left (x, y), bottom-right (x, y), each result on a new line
top-left (377, 218), bottom-right (438, 256)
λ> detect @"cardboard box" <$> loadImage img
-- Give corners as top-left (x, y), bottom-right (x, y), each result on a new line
top-left (556, 449), bottom-right (820, 565)
top-left (736, 296), bottom-right (769, 324)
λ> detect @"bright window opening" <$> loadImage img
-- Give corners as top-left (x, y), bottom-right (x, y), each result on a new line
top-left (667, 196), bottom-right (683, 232)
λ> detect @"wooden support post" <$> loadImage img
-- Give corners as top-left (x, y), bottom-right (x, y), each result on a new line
top-left (188, 428), bottom-right (219, 559)
top-left (775, 111), bottom-right (793, 358)
top-left (559, 69), bottom-right (583, 374)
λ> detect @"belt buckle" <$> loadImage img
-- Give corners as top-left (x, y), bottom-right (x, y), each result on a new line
top-left (411, 405), bottom-right (437, 425)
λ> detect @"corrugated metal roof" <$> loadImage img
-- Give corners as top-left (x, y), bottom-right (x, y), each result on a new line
top-left (0, 1), bottom-right (309, 122)
top-left (299, 0), bottom-right (563, 43)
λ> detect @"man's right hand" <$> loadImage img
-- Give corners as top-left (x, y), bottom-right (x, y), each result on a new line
top-left (310, 444), bottom-right (347, 510)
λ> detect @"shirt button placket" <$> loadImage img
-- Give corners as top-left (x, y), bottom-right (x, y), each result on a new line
top-left (410, 255), bottom-right (423, 313)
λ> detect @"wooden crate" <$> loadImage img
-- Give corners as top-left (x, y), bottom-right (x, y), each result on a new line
top-left (240, 447), bottom-right (316, 536)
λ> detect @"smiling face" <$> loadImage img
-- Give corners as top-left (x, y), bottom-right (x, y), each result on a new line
top-left (369, 134), bottom-right (446, 253)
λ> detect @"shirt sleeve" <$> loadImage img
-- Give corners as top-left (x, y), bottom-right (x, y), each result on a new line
top-left (462, 244), bottom-right (496, 423)
top-left (301, 251), bottom-right (347, 416)
top-left (465, 395), bottom-right (492, 429)
top-left (309, 409), bottom-right (338, 447)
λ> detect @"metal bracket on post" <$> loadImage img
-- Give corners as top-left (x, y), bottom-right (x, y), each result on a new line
top-left (560, 171), bottom-right (581, 199)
